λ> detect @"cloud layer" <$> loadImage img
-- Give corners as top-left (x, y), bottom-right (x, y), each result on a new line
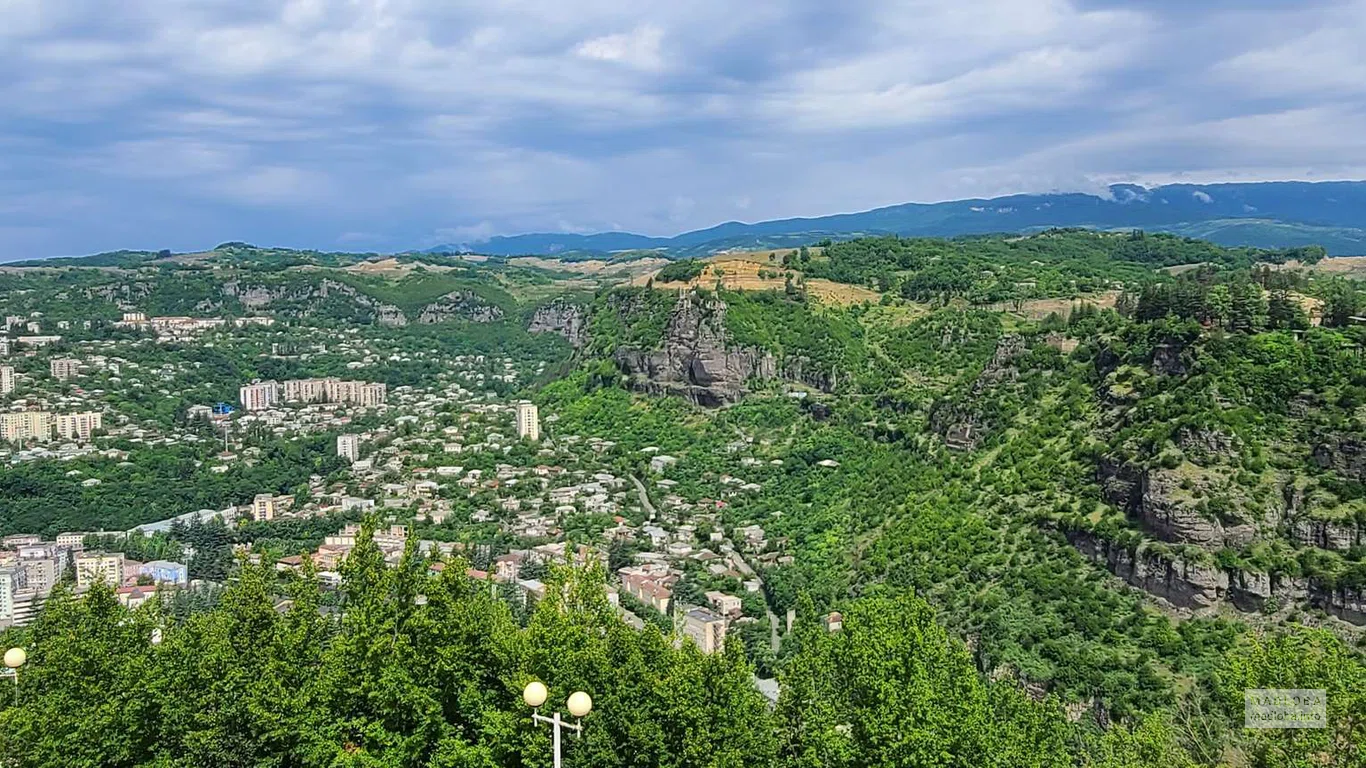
top-left (1, 0), bottom-right (1364, 257)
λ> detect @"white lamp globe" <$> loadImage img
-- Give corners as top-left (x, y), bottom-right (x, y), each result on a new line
top-left (4, 647), bottom-right (26, 669)
top-left (523, 680), bottom-right (548, 708)
top-left (567, 691), bottom-right (592, 718)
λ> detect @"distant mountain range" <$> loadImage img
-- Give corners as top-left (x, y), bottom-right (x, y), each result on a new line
top-left (427, 181), bottom-right (1366, 258)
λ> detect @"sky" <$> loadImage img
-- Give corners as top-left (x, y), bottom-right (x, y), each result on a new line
top-left (2, 0), bottom-right (1366, 259)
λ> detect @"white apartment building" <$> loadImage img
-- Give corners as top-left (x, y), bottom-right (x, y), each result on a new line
top-left (55, 532), bottom-right (87, 551)
top-left (55, 412), bottom-right (102, 442)
top-left (282, 378), bottom-right (387, 406)
top-left (75, 552), bottom-right (124, 589)
top-left (0, 365), bottom-right (13, 395)
top-left (0, 411), bottom-right (51, 443)
top-left (516, 401), bottom-right (540, 442)
top-left (49, 357), bottom-right (81, 381)
top-left (0, 565), bottom-right (27, 622)
top-left (337, 434), bottom-right (361, 463)
top-left (239, 381), bottom-right (281, 411)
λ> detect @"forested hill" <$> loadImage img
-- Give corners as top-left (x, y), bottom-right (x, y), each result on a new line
top-left (427, 180), bottom-right (1366, 257)
top-left (528, 228), bottom-right (1366, 763)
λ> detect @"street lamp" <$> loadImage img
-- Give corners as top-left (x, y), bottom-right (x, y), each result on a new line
top-left (523, 681), bottom-right (592, 768)
top-left (4, 647), bottom-right (26, 701)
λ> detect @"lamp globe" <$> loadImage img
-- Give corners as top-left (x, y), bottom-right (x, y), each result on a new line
top-left (3, 648), bottom-right (26, 669)
top-left (566, 691), bottom-right (592, 718)
top-left (523, 680), bottom-right (548, 708)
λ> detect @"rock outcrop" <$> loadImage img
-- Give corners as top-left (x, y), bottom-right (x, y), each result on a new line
top-left (1311, 435), bottom-right (1366, 482)
top-left (1097, 459), bottom-right (1254, 549)
top-left (416, 291), bottom-right (504, 324)
top-left (527, 300), bottom-right (589, 347)
top-left (615, 293), bottom-right (777, 406)
top-left (612, 292), bottom-right (833, 406)
top-left (1069, 529), bottom-right (1366, 625)
top-left (931, 335), bottom-right (1024, 450)
top-left (1067, 530), bottom-right (1227, 609)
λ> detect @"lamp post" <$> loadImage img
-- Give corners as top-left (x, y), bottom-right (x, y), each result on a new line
top-left (523, 681), bottom-right (592, 768)
top-left (3, 647), bottom-right (25, 702)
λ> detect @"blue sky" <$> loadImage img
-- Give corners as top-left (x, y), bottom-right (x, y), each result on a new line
top-left (2, 0), bottom-right (1365, 259)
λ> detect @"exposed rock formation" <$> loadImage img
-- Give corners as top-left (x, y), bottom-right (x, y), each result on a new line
top-left (615, 293), bottom-right (777, 406)
top-left (1067, 530), bottom-right (1227, 609)
top-left (1069, 529), bottom-right (1366, 625)
top-left (416, 291), bottom-right (504, 324)
top-left (1097, 459), bottom-right (1255, 549)
top-left (1312, 435), bottom-right (1366, 482)
top-left (527, 300), bottom-right (589, 347)
top-left (932, 335), bottom-right (1025, 450)
top-left (611, 292), bottom-right (834, 406)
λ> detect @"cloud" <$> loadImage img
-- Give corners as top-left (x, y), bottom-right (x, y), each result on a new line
top-left (0, 0), bottom-right (1363, 258)
top-left (573, 25), bottom-right (665, 70)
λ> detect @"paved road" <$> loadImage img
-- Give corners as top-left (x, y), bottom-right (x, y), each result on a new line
top-left (630, 475), bottom-right (657, 519)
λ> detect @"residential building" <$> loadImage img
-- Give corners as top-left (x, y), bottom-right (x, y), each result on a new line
top-left (75, 552), bottom-right (124, 589)
top-left (139, 560), bottom-right (189, 586)
top-left (55, 412), bottom-right (102, 442)
top-left (282, 378), bottom-right (386, 406)
top-left (705, 590), bottom-right (743, 618)
top-left (0, 565), bottom-right (27, 622)
top-left (49, 357), bottom-right (81, 381)
top-left (0, 337), bottom-right (11, 357)
top-left (516, 401), bottom-right (540, 442)
top-left (337, 434), bottom-right (361, 463)
top-left (55, 532), bottom-right (87, 551)
top-left (619, 568), bottom-right (674, 614)
top-left (251, 493), bottom-right (276, 522)
top-left (0, 411), bottom-right (51, 443)
top-left (0, 365), bottom-right (13, 395)
top-left (681, 607), bottom-right (727, 654)
top-left (239, 381), bottom-right (281, 411)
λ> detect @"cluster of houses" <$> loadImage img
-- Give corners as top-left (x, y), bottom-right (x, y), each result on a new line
top-left (0, 532), bottom-right (190, 629)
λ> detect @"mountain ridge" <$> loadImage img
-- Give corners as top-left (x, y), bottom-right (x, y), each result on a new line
top-left (428, 181), bottom-right (1366, 257)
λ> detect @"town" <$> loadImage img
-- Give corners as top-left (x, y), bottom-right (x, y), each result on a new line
top-left (0, 303), bottom-right (813, 676)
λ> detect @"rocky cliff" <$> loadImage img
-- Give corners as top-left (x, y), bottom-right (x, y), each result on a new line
top-left (416, 291), bottom-right (505, 324)
top-left (611, 292), bottom-right (834, 406)
top-left (931, 335), bottom-right (1026, 450)
top-left (528, 300), bottom-right (589, 347)
top-left (1068, 528), bottom-right (1366, 624)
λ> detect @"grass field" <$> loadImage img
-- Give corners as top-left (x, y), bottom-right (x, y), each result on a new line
top-left (631, 253), bottom-right (879, 306)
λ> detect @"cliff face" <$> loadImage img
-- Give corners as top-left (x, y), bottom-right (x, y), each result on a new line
top-left (1312, 435), bottom-right (1366, 482)
top-left (614, 293), bottom-right (778, 406)
top-left (416, 291), bottom-right (505, 324)
top-left (1068, 529), bottom-right (1366, 624)
top-left (931, 335), bottom-right (1025, 450)
top-left (1067, 530), bottom-right (1228, 609)
top-left (609, 292), bottom-right (838, 406)
top-left (527, 300), bottom-right (589, 347)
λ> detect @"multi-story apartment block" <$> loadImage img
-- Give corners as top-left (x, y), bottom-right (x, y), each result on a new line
top-left (0, 565), bottom-right (27, 623)
top-left (239, 381), bottom-right (281, 411)
top-left (682, 607), bottom-right (728, 654)
top-left (0, 411), bottom-right (51, 444)
top-left (49, 357), bottom-right (81, 381)
top-left (55, 412), bottom-right (102, 442)
top-left (0, 365), bottom-right (14, 395)
top-left (281, 378), bottom-right (386, 406)
top-left (0, 337), bottom-right (12, 357)
top-left (516, 401), bottom-right (540, 442)
top-left (251, 493), bottom-right (276, 522)
top-left (337, 434), bottom-right (361, 463)
top-left (75, 551), bottom-right (125, 589)
top-left (55, 532), bottom-right (87, 551)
